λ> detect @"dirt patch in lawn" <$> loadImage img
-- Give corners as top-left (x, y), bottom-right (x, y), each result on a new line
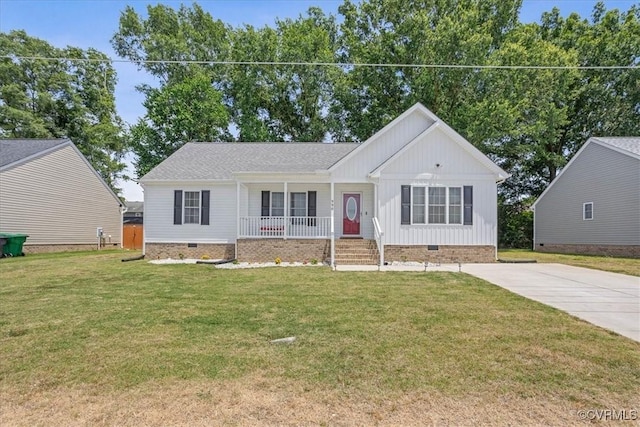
top-left (2, 375), bottom-right (627, 426)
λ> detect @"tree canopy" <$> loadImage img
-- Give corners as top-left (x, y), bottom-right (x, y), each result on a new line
top-left (0, 30), bottom-right (128, 192)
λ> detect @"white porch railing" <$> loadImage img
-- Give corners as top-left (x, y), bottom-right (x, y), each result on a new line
top-left (372, 217), bottom-right (384, 267)
top-left (239, 216), bottom-right (331, 238)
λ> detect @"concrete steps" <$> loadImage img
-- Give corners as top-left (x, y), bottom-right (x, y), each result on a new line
top-left (334, 239), bottom-right (379, 265)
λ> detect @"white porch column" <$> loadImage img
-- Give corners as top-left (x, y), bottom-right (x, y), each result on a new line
top-left (236, 181), bottom-right (240, 259)
top-left (330, 181), bottom-right (335, 268)
top-left (373, 183), bottom-right (378, 218)
top-left (283, 181), bottom-right (288, 239)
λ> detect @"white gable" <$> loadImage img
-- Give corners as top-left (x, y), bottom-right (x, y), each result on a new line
top-left (329, 103), bottom-right (507, 182)
top-left (329, 105), bottom-right (435, 181)
top-left (378, 126), bottom-right (498, 178)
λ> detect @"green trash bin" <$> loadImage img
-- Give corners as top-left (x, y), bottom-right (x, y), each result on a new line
top-left (0, 233), bottom-right (29, 257)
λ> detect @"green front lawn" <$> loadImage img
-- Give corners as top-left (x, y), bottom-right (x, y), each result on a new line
top-left (1, 251), bottom-right (638, 424)
top-left (499, 249), bottom-right (640, 276)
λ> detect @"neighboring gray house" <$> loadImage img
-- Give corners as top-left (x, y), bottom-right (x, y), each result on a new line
top-left (533, 137), bottom-right (640, 258)
top-left (0, 139), bottom-right (124, 253)
top-left (142, 103), bottom-right (509, 265)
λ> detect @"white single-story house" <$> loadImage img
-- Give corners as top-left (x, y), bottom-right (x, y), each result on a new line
top-left (533, 137), bottom-right (640, 258)
top-left (0, 138), bottom-right (124, 253)
top-left (141, 103), bottom-right (509, 265)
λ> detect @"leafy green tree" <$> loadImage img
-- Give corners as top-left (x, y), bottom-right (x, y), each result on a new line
top-left (0, 30), bottom-right (127, 191)
top-left (130, 68), bottom-right (229, 177)
top-left (467, 23), bottom-right (581, 201)
top-left (333, 0), bottom-right (523, 141)
top-left (227, 8), bottom-right (339, 141)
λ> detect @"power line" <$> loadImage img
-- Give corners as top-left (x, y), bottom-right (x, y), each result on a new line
top-left (1, 55), bottom-right (637, 70)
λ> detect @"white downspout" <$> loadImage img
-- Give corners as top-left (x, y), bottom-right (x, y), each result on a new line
top-left (236, 181), bottom-right (240, 260)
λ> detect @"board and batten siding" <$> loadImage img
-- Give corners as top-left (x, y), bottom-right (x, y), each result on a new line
top-left (0, 145), bottom-right (122, 245)
top-left (379, 178), bottom-right (497, 245)
top-left (535, 143), bottom-right (640, 246)
top-left (331, 110), bottom-right (434, 181)
top-left (144, 183), bottom-right (236, 243)
top-left (376, 127), bottom-right (498, 246)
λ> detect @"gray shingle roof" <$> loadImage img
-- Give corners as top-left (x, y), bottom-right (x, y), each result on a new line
top-left (0, 139), bottom-right (70, 168)
top-left (141, 142), bottom-right (360, 181)
top-left (592, 137), bottom-right (640, 157)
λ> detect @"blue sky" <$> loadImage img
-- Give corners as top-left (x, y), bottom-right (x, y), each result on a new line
top-left (1, 0), bottom-right (637, 200)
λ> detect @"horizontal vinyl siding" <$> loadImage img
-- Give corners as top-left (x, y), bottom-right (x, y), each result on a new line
top-left (144, 183), bottom-right (236, 243)
top-left (535, 144), bottom-right (640, 246)
top-left (246, 183), bottom-right (331, 217)
top-left (332, 110), bottom-right (433, 181)
top-left (379, 178), bottom-right (497, 246)
top-left (0, 146), bottom-right (122, 245)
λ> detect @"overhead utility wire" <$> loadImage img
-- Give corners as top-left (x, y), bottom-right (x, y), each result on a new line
top-left (1, 55), bottom-right (637, 70)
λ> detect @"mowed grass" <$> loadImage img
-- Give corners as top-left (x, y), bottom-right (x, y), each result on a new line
top-left (499, 249), bottom-right (640, 276)
top-left (1, 251), bottom-right (639, 425)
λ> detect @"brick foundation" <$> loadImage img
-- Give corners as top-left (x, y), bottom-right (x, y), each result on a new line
top-left (385, 245), bottom-right (496, 263)
top-left (237, 239), bottom-right (330, 263)
top-left (535, 244), bottom-right (640, 259)
top-left (23, 244), bottom-right (119, 254)
top-left (145, 243), bottom-right (235, 260)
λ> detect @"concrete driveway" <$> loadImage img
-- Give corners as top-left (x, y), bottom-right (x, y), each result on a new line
top-left (462, 263), bottom-right (640, 342)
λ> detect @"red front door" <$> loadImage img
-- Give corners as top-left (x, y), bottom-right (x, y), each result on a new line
top-left (343, 193), bottom-right (361, 235)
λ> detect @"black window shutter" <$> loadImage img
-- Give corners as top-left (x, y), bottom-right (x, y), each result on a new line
top-left (308, 191), bottom-right (317, 216)
top-left (401, 185), bottom-right (411, 225)
top-left (201, 190), bottom-right (210, 225)
top-left (463, 186), bottom-right (473, 225)
top-left (261, 191), bottom-right (270, 216)
top-left (173, 190), bottom-right (182, 225)
top-left (307, 191), bottom-right (317, 226)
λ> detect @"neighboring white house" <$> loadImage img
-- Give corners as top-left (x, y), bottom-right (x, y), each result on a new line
top-left (533, 137), bottom-right (640, 258)
top-left (0, 139), bottom-right (124, 253)
top-left (141, 103), bottom-right (509, 265)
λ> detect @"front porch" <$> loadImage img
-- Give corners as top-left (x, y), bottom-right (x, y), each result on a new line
top-left (235, 180), bottom-right (378, 265)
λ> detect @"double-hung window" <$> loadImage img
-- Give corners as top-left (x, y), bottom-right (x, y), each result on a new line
top-left (290, 192), bottom-right (307, 223)
top-left (428, 187), bottom-right (446, 224)
top-left (583, 202), bottom-right (593, 220)
top-left (183, 191), bottom-right (200, 224)
top-left (271, 192), bottom-right (284, 216)
top-left (448, 187), bottom-right (462, 224)
top-left (173, 190), bottom-right (210, 225)
top-left (412, 187), bottom-right (426, 224)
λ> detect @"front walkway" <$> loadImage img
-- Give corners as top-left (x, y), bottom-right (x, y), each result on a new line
top-left (462, 263), bottom-right (640, 342)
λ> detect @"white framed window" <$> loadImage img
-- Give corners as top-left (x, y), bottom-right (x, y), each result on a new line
top-left (412, 187), bottom-right (426, 224)
top-left (403, 185), bottom-right (471, 225)
top-left (583, 202), bottom-right (593, 220)
top-left (448, 187), bottom-right (462, 224)
top-left (271, 192), bottom-right (284, 216)
top-left (290, 192), bottom-right (307, 217)
top-left (428, 187), bottom-right (446, 224)
top-left (184, 191), bottom-right (200, 224)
